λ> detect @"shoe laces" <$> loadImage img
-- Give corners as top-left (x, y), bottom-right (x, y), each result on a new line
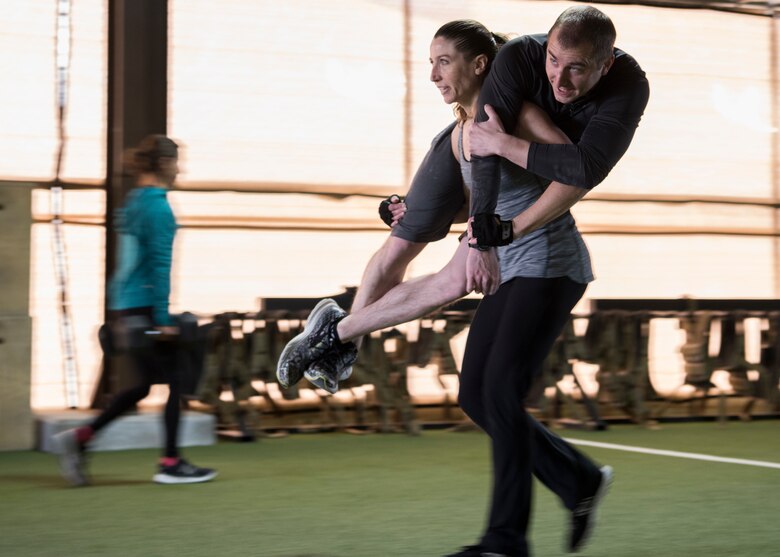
top-left (173, 459), bottom-right (198, 473)
top-left (312, 343), bottom-right (357, 378)
top-left (307, 309), bottom-right (345, 356)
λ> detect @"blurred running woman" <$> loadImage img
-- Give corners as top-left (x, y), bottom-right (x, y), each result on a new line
top-left (53, 135), bottom-right (217, 486)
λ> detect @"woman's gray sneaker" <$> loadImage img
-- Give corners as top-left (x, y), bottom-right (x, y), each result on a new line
top-left (275, 299), bottom-right (346, 388)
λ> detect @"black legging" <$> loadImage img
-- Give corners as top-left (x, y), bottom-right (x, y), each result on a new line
top-left (458, 276), bottom-right (601, 556)
top-left (91, 307), bottom-right (182, 458)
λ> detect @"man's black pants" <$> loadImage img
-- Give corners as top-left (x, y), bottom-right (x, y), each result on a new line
top-left (459, 276), bottom-right (602, 555)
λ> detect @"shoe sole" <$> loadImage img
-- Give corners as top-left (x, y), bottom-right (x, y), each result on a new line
top-left (153, 470), bottom-right (218, 484)
top-left (275, 298), bottom-right (337, 388)
top-left (303, 368), bottom-right (339, 394)
top-left (573, 465), bottom-right (613, 552)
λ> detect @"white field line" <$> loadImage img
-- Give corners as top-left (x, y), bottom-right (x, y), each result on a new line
top-left (565, 438), bottom-right (780, 470)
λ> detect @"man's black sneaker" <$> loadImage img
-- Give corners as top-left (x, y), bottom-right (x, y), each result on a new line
top-left (568, 465), bottom-right (613, 552)
top-left (444, 545), bottom-right (510, 557)
top-left (53, 428), bottom-right (89, 487)
top-left (304, 342), bottom-right (358, 394)
top-left (276, 299), bottom-right (346, 389)
top-left (153, 459), bottom-right (217, 484)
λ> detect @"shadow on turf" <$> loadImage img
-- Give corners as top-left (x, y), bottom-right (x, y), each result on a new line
top-left (1, 474), bottom-right (150, 488)
top-left (78, 478), bottom-right (151, 487)
top-left (0, 474), bottom-right (68, 488)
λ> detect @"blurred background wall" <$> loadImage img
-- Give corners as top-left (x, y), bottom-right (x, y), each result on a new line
top-left (0, 0), bottom-right (777, 413)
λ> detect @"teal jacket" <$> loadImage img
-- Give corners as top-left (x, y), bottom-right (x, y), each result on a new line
top-left (107, 186), bottom-right (177, 326)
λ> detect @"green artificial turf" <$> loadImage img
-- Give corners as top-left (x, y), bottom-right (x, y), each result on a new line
top-left (1, 420), bottom-right (778, 556)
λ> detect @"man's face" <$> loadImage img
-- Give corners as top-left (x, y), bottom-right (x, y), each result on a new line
top-left (545, 29), bottom-right (614, 104)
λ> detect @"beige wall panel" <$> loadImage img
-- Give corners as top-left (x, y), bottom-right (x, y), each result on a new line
top-left (0, 184), bottom-right (32, 312)
top-left (0, 183), bottom-right (33, 449)
top-left (0, 316), bottom-right (34, 450)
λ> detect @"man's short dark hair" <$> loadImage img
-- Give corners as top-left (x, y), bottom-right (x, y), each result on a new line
top-left (549, 6), bottom-right (616, 64)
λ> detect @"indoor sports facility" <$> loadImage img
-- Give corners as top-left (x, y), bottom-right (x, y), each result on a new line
top-left (1, 1), bottom-right (779, 556)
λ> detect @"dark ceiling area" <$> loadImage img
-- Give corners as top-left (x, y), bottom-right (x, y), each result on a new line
top-left (577, 0), bottom-right (777, 17)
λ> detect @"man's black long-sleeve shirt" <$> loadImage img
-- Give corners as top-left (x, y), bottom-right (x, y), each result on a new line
top-left (470, 33), bottom-right (650, 216)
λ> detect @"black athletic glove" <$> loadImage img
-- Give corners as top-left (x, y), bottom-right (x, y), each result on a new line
top-left (470, 213), bottom-right (513, 248)
top-left (378, 194), bottom-right (404, 227)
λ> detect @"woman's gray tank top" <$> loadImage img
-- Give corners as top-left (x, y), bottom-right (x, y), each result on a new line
top-left (457, 123), bottom-right (593, 285)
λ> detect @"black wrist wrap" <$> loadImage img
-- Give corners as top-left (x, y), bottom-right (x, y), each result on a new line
top-left (471, 213), bottom-right (513, 248)
top-left (378, 194), bottom-right (403, 227)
